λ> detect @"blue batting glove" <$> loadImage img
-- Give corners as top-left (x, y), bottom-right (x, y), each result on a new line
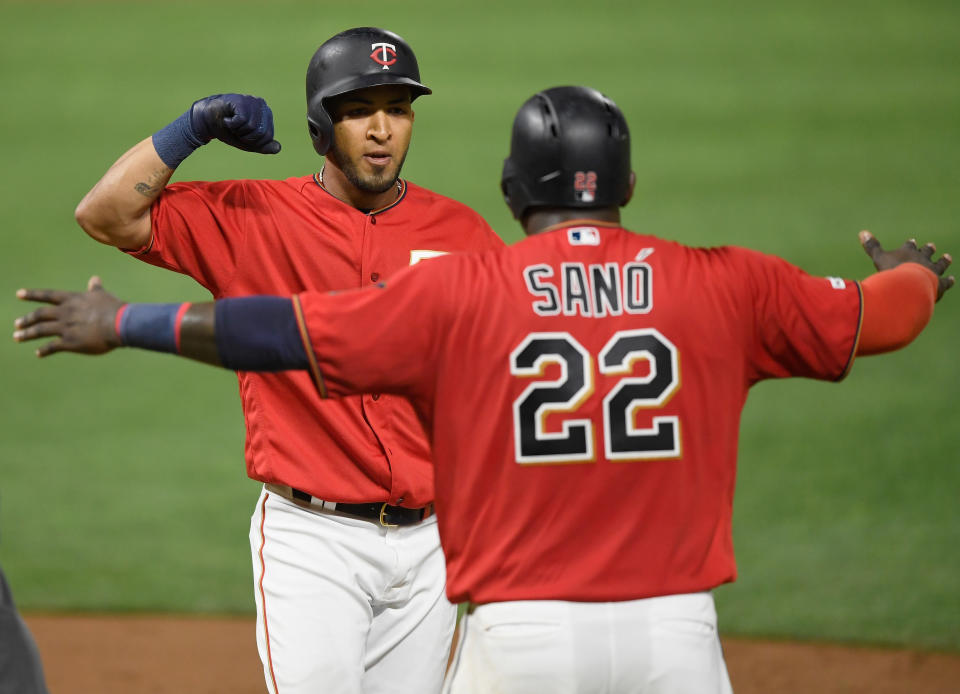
top-left (152, 93), bottom-right (281, 169)
top-left (191, 94), bottom-right (282, 154)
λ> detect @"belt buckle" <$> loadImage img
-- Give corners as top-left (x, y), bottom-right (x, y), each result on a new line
top-left (379, 503), bottom-right (399, 528)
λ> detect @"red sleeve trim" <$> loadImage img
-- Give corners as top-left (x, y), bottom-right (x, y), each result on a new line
top-left (114, 304), bottom-right (129, 344)
top-left (835, 281), bottom-right (864, 381)
top-left (291, 294), bottom-right (327, 398)
top-left (173, 302), bottom-right (192, 354)
top-left (120, 230), bottom-right (155, 256)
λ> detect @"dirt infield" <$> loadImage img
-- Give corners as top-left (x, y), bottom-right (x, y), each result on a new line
top-left (24, 614), bottom-right (960, 694)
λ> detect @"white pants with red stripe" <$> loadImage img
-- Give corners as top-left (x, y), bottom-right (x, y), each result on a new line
top-left (250, 486), bottom-right (455, 694)
top-left (443, 593), bottom-right (733, 694)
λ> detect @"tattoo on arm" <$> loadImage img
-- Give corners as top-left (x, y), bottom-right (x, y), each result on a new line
top-left (133, 166), bottom-right (173, 198)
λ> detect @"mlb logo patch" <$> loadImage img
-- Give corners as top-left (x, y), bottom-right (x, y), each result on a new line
top-left (568, 227), bottom-right (600, 245)
top-left (827, 276), bottom-right (846, 290)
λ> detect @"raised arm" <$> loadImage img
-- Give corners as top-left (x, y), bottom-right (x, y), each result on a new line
top-left (74, 94), bottom-right (282, 250)
top-left (74, 138), bottom-right (172, 249)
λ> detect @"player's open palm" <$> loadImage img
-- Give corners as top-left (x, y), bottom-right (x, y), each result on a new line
top-left (13, 276), bottom-right (122, 357)
top-left (860, 230), bottom-right (954, 301)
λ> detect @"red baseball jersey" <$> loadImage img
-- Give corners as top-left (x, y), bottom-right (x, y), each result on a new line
top-left (130, 175), bottom-right (502, 506)
top-left (294, 222), bottom-right (863, 603)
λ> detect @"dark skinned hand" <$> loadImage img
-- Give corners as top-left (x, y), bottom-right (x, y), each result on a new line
top-left (13, 276), bottom-right (124, 357)
top-left (859, 230), bottom-right (954, 301)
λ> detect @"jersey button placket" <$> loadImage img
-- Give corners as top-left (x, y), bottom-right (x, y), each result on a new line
top-left (362, 216), bottom-right (382, 403)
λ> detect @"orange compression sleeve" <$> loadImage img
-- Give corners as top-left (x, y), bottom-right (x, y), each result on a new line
top-left (857, 263), bottom-right (939, 356)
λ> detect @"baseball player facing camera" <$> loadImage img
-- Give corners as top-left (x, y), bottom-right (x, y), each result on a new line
top-left (72, 27), bottom-right (501, 694)
top-left (17, 87), bottom-right (952, 693)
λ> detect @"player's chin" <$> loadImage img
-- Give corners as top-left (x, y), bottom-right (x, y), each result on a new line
top-left (358, 169), bottom-right (400, 194)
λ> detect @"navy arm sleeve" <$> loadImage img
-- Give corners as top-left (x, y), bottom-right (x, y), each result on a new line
top-left (214, 296), bottom-right (308, 371)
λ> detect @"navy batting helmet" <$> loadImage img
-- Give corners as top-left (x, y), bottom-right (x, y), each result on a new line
top-left (306, 27), bottom-right (431, 156)
top-left (500, 86), bottom-right (631, 220)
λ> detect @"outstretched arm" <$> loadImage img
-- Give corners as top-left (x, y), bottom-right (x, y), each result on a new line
top-left (14, 232), bottom-right (953, 366)
top-left (75, 94), bottom-right (282, 250)
top-left (856, 231), bottom-right (953, 356)
top-left (13, 277), bottom-right (304, 371)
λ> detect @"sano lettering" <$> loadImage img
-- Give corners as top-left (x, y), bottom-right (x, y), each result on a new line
top-left (523, 262), bottom-right (652, 317)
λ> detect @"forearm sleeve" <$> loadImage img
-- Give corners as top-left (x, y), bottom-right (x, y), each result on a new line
top-left (857, 263), bottom-right (938, 356)
top-left (214, 296), bottom-right (309, 371)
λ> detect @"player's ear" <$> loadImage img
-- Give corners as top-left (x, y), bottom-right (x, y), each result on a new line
top-left (622, 171), bottom-right (637, 207)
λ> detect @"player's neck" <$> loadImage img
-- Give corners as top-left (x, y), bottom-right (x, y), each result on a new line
top-left (318, 163), bottom-right (402, 212)
top-left (523, 208), bottom-right (622, 236)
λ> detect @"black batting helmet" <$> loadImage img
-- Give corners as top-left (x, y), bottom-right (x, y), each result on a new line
top-left (306, 27), bottom-right (431, 156)
top-left (500, 86), bottom-right (631, 220)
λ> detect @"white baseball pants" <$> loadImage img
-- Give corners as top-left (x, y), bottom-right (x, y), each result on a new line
top-left (249, 486), bottom-right (456, 694)
top-left (444, 592), bottom-right (733, 694)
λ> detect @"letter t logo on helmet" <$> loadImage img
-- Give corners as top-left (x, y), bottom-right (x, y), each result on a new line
top-left (305, 27), bottom-right (432, 156)
top-left (370, 42), bottom-right (398, 69)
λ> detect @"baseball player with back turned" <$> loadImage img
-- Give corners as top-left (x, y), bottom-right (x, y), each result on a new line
top-left (72, 27), bottom-right (502, 694)
top-left (17, 87), bottom-right (953, 693)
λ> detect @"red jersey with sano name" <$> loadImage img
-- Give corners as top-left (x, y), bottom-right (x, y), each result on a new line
top-left (296, 222), bottom-right (863, 603)
top-left (132, 175), bottom-right (502, 507)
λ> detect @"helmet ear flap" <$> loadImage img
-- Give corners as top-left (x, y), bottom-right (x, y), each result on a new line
top-left (307, 96), bottom-right (333, 156)
top-left (500, 158), bottom-right (515, 216)
top-left (500, 157), bottom-right (527, 220)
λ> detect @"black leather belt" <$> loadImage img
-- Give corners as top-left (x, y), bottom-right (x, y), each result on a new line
top-left (288, 487), bottom-right (431, 527)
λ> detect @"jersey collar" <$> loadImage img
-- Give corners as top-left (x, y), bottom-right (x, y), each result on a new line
top-left (538, 218), bottom-right (622, 235)
top-left (312, 172), bottom-right (407, 216)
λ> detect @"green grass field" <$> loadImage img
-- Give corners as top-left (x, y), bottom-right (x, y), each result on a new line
top-left (1, 0), bottom-right (957, 651)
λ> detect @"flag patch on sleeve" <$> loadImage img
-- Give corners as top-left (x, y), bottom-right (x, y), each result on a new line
top-left (827, 277), bottom-right (847, 290)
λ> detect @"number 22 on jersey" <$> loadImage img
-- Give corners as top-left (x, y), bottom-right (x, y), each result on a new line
top-left (510, 329), bottom-right (681, 464)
